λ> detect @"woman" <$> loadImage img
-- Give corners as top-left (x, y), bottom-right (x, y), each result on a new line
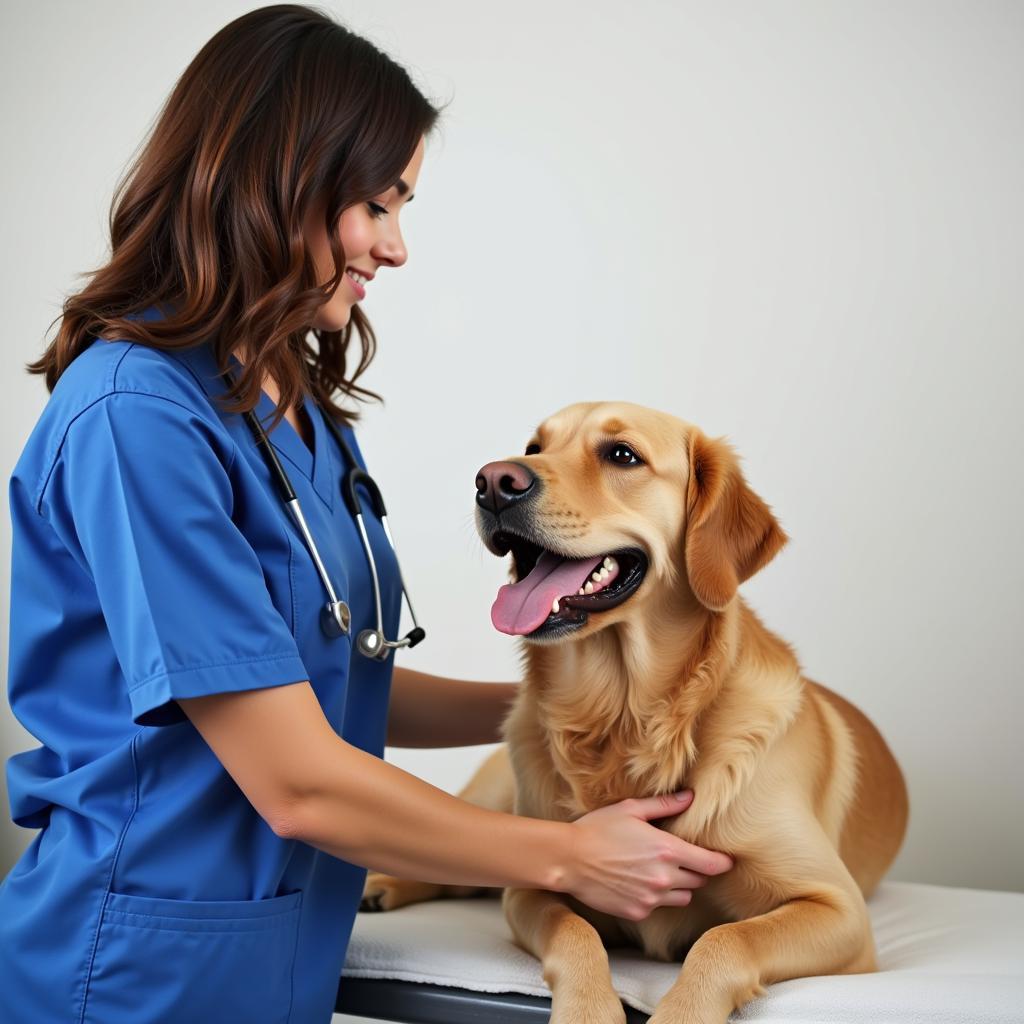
top-left (0, 6), bottom-right (733, 1021)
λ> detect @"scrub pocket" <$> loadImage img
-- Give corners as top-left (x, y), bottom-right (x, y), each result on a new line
top-left (82, 889), bottom-right (302, 1024)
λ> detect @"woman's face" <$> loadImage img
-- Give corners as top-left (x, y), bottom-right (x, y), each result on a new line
top-left (305, 134), bottom-right (426, 332)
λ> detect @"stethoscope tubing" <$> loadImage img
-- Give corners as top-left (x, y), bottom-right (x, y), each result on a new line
top-left (220, 368), bottom-right (425, 659)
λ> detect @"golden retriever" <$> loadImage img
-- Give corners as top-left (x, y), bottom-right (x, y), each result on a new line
top-left (362, 401), bottom-right (909, 1024)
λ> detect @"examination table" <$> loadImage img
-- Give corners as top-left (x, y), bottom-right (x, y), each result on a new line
top-left (335, 880), bottom-right (1024, 1022)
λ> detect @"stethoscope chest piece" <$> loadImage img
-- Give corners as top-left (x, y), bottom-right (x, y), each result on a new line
top-left (357, 629), bottom-right (384, 658)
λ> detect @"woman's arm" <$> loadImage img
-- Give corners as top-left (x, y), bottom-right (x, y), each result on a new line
top-left (178, 681), bottom-right (734, 918)
top-left (386, 665), bottom-right (519, 747)
top-left (180, 681), bottom-right (559, 888)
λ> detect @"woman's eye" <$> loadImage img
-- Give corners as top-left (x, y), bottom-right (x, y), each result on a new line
top-left (607, 443), bottom-right (642, 466)
top-left (367, 201), bottom-right (388, 219)
top-left (524, 443), bottom-right (541, 455)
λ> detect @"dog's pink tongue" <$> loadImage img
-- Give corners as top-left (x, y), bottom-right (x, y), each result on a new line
top-left (491, 550), bottom-right (604, 636)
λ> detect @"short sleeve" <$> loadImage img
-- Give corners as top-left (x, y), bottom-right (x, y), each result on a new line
top-left (43, 392), bottom-right (310, 727)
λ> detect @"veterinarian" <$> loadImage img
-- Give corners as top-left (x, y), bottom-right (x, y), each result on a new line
top-left (0, 7), bottom-right (733, 1021)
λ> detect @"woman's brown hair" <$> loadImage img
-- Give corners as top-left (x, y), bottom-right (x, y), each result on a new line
top-left (27, 4), bottom-right (444, 432)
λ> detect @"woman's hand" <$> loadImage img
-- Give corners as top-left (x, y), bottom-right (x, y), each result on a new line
top-left (558, 790), bottom-right (733, 921)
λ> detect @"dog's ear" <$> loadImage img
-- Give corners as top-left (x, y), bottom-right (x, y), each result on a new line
top-left (684, 429), bottom-right (788, 611)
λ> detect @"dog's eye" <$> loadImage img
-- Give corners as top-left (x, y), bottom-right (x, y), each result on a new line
top-left (524, 443), bottom-right (541, 455)
top-left (607, 443), bottom-right (643, 466)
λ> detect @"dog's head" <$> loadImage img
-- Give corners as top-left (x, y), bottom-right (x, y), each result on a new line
top-left (475, 401), bottom-right (788, 643)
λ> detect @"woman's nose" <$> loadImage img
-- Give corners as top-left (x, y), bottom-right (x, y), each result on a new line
top-left (373, 222), bottom-right (408, 269)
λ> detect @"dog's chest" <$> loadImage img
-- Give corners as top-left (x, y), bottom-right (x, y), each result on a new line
top-left (519, 676), bottom-right (705, 817)
top-left (545, 728), bottom-right (682, 817)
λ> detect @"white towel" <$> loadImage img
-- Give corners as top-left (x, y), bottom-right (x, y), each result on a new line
top-left (342, 881), bottom-right (1024, 1022)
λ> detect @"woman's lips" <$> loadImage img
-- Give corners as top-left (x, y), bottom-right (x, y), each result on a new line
top-left (345, 270), bottom-right (366, 299)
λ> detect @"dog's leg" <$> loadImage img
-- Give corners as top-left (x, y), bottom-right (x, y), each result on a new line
top-left (504, 887), bottom-right (627, 1024)
top-left (360, 876), bottom-right (487, 912)
top-left (646, 877), bottom-right (874, 1024)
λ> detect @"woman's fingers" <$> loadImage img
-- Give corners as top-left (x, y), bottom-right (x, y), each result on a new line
top-left (563, 789), bottom-right (734, 921)
top-left (671, 837), bottom-right (734, 876)
top-left (627, 790), bottom-right (694, 821)
top-left (626, 791), bottom-right (734, 878)
top-left (676, 868), bottom-right (709, 889)
top-left (657, 888), bottom-right (695, 908)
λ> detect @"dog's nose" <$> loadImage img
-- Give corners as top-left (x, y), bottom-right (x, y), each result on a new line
top-left (475, 461), bottom-right (536, 514)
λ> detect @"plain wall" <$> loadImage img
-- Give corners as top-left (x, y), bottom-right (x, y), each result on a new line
top-left (2, 0), bottom-right (1022, 917)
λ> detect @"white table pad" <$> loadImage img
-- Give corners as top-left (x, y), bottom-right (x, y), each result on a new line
top-left (342, 881), bottom-right (1024, 1022)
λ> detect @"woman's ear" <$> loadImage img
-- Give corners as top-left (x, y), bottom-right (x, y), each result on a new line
top-left (684, 429), bottom-right (789, 611)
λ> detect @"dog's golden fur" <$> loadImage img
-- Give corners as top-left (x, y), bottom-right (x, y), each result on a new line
top-left (363, 401), bottom-right (909, 1023)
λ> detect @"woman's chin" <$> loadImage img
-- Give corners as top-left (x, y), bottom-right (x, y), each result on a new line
top-left (312, 301), bottom-right (353, 333)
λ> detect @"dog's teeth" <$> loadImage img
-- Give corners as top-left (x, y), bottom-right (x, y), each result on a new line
top-left (552, 599), bottom-right (560, 614)
top-left (577, 588), bottom-right (585, 595)
top-left (603, 556), bottom-right (613, 569)
top-left (599, 568), bottom-right (609, 579)
top-left (584, 581), bottom-right (594, 594)
top-left (592, 571), bottom-right (602, 581)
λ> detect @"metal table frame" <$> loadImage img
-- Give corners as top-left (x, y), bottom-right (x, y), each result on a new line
top-left (335, 977), bottom-right (650, 1022)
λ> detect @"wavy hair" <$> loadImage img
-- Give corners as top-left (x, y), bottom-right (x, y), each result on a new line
top-left (27, 4), bottom-right (444, 431)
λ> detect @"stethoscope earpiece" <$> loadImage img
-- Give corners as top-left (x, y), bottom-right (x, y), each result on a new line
top-left (222, 368), bottom-right (425, 660)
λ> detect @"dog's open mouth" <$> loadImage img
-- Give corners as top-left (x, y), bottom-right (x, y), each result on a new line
top-left (489, 532), bottom-right (648, 638)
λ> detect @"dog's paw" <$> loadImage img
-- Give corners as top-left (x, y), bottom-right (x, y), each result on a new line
top-left (359, 873), bottom-right (439, 912)
top-left (549, 986), bottom-right (627, 1024)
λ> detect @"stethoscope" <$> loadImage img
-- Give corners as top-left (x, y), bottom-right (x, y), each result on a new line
top-left (220, 368), bottom-right (425, 660)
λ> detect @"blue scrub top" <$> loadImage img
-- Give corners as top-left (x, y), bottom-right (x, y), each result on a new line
top-left (0, 322), bottom-right (402, 1022)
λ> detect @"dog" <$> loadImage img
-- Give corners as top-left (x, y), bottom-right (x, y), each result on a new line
top-left (362, 401), bottom-right (909, 1024)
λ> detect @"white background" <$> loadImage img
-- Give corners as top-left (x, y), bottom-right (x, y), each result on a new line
top-left (2, 0), bottom-right (1022, 968)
